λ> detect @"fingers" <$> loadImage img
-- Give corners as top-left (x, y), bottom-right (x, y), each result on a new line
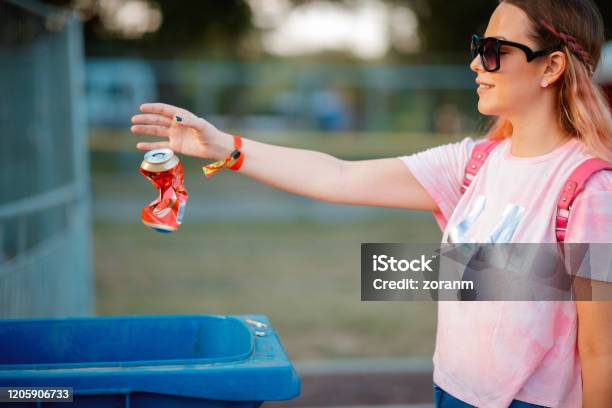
top-left (140, 103), bottom-right (189, 119)
top-left (130, 125), bottom-right (169, 138)
top-left (136, 141), bottom-right (170, 151)
top-left (137, 103), bottom-right (207, 133)
top-left (131, 114), bottom-right (172, 127)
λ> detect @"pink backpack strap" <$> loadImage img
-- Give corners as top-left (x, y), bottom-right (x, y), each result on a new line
top-left (461, 139), bottom-right (504, 193)
top-left (555, 158), bottom-right (612, 242)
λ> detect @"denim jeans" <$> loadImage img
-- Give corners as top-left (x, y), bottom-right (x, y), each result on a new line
top-left (434, 383), bottom-right (548, 408)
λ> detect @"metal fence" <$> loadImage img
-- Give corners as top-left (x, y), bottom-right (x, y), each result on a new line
top-left (0, 0), bottom-right (93, 317)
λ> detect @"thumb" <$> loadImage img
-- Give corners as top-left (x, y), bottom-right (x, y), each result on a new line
top-left (173, 113), bottom-right (205, 132)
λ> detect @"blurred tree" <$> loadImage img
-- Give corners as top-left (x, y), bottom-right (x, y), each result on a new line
top-left (276, 0), bottom-right (610, 62)
top-left (141, 0), bottom-right (253, 57)
top-left (406, 0), bottom-right (610, 52)
top-left (41, 0), bottom-right (610, 58)
top-left (41, 0), bottom-right (253, 57)
top-left (407, 0), bottom-right (496, 53)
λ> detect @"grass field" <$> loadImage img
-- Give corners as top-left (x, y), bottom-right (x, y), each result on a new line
top-left (95, 217), bottom-right (441, 360)
top-left (92, 130), bottom-right (457, 360)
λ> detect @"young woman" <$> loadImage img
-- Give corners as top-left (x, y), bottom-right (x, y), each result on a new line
top-left (131, 0), bottom-right (611, 406)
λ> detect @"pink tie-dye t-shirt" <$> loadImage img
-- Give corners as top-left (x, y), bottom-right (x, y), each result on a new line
top-left (398, 137), bottom-right (612, 408)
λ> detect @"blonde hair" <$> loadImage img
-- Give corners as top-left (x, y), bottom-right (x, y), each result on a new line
top-left (486, 0), bottom-right (612, 162)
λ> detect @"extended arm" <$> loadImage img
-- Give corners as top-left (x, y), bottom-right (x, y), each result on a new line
top-left (131, 102), bottom-right (436, 211)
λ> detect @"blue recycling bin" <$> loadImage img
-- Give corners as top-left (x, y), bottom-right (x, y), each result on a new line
top-left (0, 314), bottom-right (300, 407)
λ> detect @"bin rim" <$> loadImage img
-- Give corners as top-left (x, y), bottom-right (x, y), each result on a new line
top-left (0, 314), bottom-right (255, 370)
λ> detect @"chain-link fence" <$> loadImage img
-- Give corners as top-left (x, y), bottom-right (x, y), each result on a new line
top-left (0, 0), bottom-right (92, 317)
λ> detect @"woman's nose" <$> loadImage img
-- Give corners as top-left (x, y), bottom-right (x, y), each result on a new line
top-left (470, 55), bottom-right (484, 73)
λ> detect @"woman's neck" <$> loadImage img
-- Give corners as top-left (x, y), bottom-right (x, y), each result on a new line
top-left (506, 97), bottom-right (572, 158)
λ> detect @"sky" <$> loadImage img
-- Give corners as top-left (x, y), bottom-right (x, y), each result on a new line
top-left (249, 0), bottom-right (420, 59)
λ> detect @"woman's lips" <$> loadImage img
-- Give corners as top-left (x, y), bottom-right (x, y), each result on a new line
top-left (477, 84), bottom-right (495, 93)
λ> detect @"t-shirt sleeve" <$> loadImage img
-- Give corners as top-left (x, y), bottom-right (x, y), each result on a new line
top-left (565, 170), bottom-right (612, 283)
top-left (397, 137), bottom-right (476, 231)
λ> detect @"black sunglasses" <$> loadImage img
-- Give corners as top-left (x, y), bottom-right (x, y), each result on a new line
top-left (470, 34), bottom-right (557, 72)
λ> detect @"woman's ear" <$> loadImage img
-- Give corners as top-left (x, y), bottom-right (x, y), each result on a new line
top-left (541, 51), bottom-right (566, 87)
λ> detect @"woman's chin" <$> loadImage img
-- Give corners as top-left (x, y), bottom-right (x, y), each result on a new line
top-left (477, 101), bottom-right (499, 116)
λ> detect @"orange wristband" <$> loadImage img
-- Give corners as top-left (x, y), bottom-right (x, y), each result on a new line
top-left (228, 136), bottom-right (244, 171)
top-left (202, 135), bottom-right (244, 177)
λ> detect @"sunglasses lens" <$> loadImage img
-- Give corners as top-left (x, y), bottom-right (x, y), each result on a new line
top-left (482, 39), bottom-right (498, 70)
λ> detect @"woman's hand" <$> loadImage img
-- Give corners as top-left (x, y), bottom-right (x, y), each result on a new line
top-left (131, 102), bottom-right (232, 160)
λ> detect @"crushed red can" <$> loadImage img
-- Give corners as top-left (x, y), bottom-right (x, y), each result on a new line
top-left (139, 148), bottom-right (188, 233)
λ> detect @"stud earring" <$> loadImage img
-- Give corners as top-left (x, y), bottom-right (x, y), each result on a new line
top-left (541, 81), bottom-right (548, 88)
